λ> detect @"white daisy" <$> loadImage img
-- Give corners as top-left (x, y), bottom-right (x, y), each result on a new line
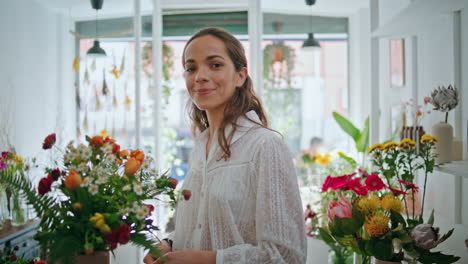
top-left (77, 163), bottom-right (88, 173)
top-left (88, 184), bottom-right (99, 195)
top-left (148, 183), bottom-right (156, 189)
top-left (135, 208), bottom-right (147, 220)
top-left (95, 176), bottom-right (107, 185)
top-left (81, 147), bottom-right (92, 160)
top-left (102, 143), bottom-right (113, 154)
top-left (133, 184), bottom-right (143, 195)
top-left (81, 178), bottom-right (91, 187)
top-left (119, 208), bottom-right (130, 216)
top-left (122, 185), bottom-right (131, 191)
top-left (105, 154), bottom-right (115, 164)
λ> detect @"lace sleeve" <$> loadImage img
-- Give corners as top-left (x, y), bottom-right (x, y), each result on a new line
top-left (216, 134), bottom-right (307, 264)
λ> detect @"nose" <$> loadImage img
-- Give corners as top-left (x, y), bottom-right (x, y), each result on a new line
top-left (195, 66), bottom-right (209, 83)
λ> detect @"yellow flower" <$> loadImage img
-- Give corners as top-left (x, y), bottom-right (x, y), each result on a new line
top-left (90, 212), bottom-right (106, 228)
top-left (383, 142), bottom-right (398, 151)
top-left (399, 138), bottom-right (416, 150)
top-left (315, 153), bottom-right (332, 165)
top-left (364, 211), bottom-right (390, 237)
top-left (381, 194), bottom-right (404, 213)
top-left (368, 144), bottom-right (384, 153)
top-left (358, 194), bottom-right (381, 213)
top-left (421, 134), bottom-right (439, 144)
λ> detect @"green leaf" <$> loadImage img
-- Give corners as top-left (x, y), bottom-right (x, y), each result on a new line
top-left (427, 209), bottom-right (435, 225)
top-left (418, 251), bottom-right (460, 264)
top-left (390, 211), bottom-right (407, 229)
top-left (318, 227), bottom-right (336, 245)
top-left (372, 239), bottom-right (394, 261)
top-left (333, 112), bottom-right (360, 142)
top-left (356, 117), bottom-right (370, 153)
top-left (130, 233), bottom-right (166, 261)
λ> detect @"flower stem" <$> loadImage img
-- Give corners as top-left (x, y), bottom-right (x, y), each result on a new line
top-left (445, 112), bottom-right (448, 123)
top-left (396, 171), bottom-right (410, 220)
top-left (421, 170), bottom-right (428, 219)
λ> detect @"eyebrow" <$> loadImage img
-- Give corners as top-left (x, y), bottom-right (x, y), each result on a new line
top-left (185, 55), bottom-right (225, 64)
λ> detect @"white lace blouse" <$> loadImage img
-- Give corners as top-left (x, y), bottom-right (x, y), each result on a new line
top-left (171, 111), bottom-right (307, 264)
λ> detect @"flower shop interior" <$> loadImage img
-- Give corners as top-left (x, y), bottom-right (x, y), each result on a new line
top-left (1, 0), bottom-right (468, 263)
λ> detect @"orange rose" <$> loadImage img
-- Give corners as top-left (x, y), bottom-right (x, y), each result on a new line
top-left (112, 144), bottom-right (120, 154)
top-left (91, 136), bottom-right (104, 147)
top-left (131, 149), bottom-right (145, 162)
top-left (120, 150), bottom-right (130, 158)
top-left (125, 158), bottom-right (141, 175)
top-left (65, 169), bottom-right (82, 190)
top-left (115, 158), bottom-right (122, 164)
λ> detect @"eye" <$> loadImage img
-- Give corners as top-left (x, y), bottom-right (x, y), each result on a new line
top-left (185, 67), bottom-right (196, 73)
top-left (211, 63), bottom-right (222, 69)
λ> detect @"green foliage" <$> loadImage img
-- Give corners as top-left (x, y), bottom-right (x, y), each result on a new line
top-left (332, 112), bottom-right (369, 153)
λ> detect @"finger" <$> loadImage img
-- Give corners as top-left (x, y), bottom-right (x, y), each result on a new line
top-left (143, 254), bottom-right (157, 264)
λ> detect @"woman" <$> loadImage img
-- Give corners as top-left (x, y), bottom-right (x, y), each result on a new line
top-left (144, 27), bottom-right (306, 264)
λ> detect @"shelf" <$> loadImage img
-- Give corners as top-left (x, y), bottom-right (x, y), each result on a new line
top-left (436, 160), bottom-right (468, 178)
top-left (372, 0), bottom-right (468, 38)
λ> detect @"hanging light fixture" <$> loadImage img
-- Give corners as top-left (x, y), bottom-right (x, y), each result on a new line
top-left (87, 0), bottom-right (106, 57)
top-left (302, 33), bottom-right (320, 49)
top-left (302, 0), bottom-right (321, 49)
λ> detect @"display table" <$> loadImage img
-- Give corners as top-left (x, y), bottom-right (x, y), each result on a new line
top-left (0, 220), bottom-right (40, 260)
top-left (417, 160), bottom-right (468, 263)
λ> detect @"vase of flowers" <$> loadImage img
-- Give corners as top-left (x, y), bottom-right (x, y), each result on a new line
top-left (0, 151), bottom-right (28, 227)
top-left (428, 84), bottom-right (459, 163)
top-left (318, 136), bottom-right (460, 264)
top-left (1, 133), bottom-right (191, 264)
top-left (75, 251), bottom-right (110, 264)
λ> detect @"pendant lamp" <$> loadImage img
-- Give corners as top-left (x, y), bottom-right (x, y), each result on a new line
top-left (87, 0), bottom-right (106, 57)
top-left (302, 0), bottom-right (321, 50)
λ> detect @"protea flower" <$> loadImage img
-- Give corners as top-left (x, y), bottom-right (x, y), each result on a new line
top-left (411, 224), bottom-right (454, 250)
top-left (428, 85), bottom-right (459, 122)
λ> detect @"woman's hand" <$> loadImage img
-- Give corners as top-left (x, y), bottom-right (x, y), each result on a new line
top-left (152, 250), bottom-right (216, 264)
top-left (143, 240), bottom-right (172, 264)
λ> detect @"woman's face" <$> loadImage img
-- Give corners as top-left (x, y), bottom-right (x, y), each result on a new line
top-left (183, 35), bottom-right (247, 113)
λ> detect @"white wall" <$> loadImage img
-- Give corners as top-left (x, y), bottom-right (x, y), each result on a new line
top-left (348, 8), bottom-right (371, 126)
top-left (376, 1), bottom-right (467, 150)
top-left (0, 0), bottom-right (75, 158)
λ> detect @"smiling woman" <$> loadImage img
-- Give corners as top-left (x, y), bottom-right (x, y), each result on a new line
top-left (143, 27), bottom-right (307, 264)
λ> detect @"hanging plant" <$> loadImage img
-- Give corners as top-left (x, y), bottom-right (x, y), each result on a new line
top-left (263, 41), bottom-right (295, 89)
top-left (142, 42), bottom-right (174, 81)
top-left (142, 42), bottom-right (175, 104)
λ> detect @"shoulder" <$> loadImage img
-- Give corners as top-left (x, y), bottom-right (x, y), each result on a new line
top-left (246, 127), bottom-right (290, 158)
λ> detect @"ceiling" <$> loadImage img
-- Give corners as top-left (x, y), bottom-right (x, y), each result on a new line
top-left (40, 0), bottom-right (369, 21)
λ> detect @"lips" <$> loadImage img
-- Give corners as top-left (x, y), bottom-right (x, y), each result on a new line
top-left (196, 88), bottom-right (215, 95)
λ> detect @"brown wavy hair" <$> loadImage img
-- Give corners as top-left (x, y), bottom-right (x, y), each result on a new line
top-left (183, 27), bottom-right (269, 160)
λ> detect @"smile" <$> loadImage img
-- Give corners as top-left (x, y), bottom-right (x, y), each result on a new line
top-left (196, 88), bottom-right (215, 95)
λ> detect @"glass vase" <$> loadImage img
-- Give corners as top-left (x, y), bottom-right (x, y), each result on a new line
top-left (10, 190), bottom-right (26, 226)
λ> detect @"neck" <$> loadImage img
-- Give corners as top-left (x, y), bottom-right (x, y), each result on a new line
top-left (206, 108), bottom-right (225, 141)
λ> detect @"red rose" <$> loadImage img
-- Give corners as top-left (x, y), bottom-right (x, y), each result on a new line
top-left (38, 177), bottom-right (53, 196)
top-left (42, 133), bottom-right (56, 150)
top-left (10, 254), bottom-right (18, 260)
top-left (36, 261), bottom-right (48, 264)
top-left (50, 168), bottom-right (61, 181)
top-left (168, 178), bottom-right (178, 189)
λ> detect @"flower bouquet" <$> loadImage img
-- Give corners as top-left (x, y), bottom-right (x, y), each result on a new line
top-left (318, 136), bottom-right (460, 263)
top-left (0, 151), bottom-right (28, 227)
top-left (1, 133), bottom-right (190, 264)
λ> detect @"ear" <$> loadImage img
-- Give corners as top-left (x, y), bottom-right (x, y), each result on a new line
top-left (235, 67), bottom-right (248, 87)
